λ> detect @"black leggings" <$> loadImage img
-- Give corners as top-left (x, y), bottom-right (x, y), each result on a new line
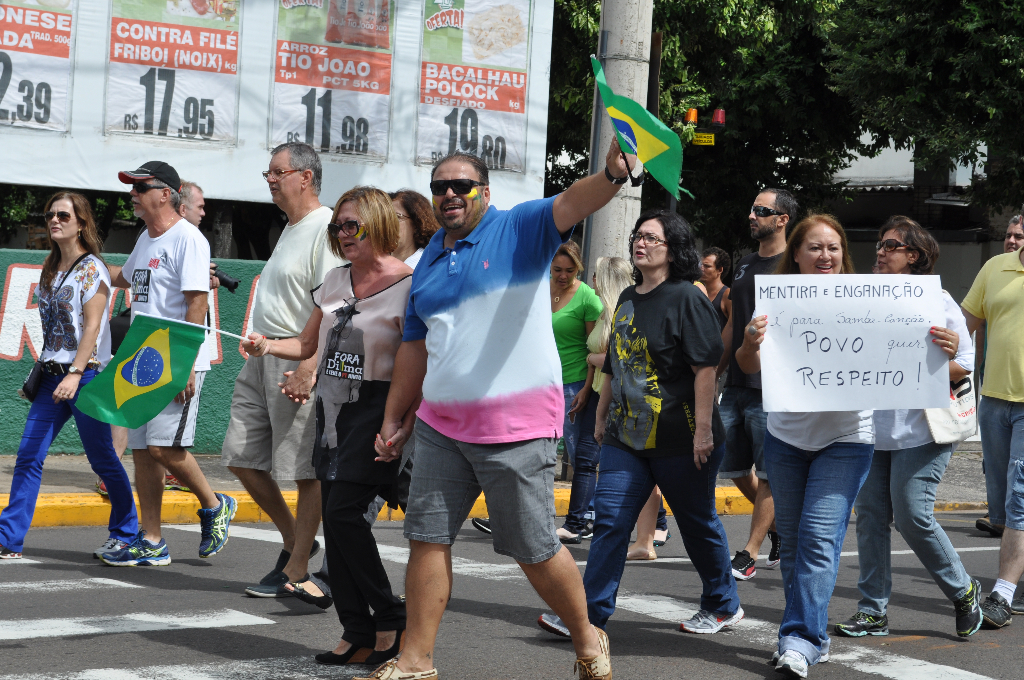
top-left (321, 479), bottom-right (406, 647)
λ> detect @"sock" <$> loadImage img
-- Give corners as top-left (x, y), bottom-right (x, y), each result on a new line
top-left (144, 537), bottom-right (161, 546)
top-left (993, 578), bottom-right (1016, 603)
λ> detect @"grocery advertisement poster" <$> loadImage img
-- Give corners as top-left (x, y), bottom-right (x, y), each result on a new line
top-left (271, 0), bottom-right (394, 161)
top-left (104, 0), bottom-right (241, 144)
top-left (415, 0), bottom-right (532, 173)
top-left (0, 0), bottom-right (77, 133)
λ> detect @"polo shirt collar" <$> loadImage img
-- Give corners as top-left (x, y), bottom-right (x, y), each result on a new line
top-left (1000, 250), bottom-right (1024, 272)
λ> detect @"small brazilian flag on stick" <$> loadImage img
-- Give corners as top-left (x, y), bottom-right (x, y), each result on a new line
top-left (76, 313), bottom-right (207, 428)
top-left (591, 55), bottom-right (686, 199)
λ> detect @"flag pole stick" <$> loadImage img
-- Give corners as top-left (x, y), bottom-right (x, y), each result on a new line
top-left (132, 312), bottom-right (250, 342)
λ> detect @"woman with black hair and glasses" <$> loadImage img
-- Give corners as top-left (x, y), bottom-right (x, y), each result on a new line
top-left (537, 209), bottom-right (741, 637)
top-left (244, 186), bottom-right (417, 667)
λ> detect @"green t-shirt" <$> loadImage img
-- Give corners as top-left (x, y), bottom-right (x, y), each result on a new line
top-left (552, 282), bottom-right (603, 384)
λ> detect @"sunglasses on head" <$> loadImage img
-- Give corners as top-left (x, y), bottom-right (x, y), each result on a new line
top-left (876, 238), bottom-right (911, 252)
top-left (429, 179), bottom-right (486, 196)
top-left (44, 210), bottom-right (72, 223)
top-left (751, 205), bottom-right (786, 218)
top-left (328, 220), bottom-right (362, 238)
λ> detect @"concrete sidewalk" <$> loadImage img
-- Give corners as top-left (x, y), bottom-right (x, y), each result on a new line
top-left (0, 447), bottom-right (989, 528)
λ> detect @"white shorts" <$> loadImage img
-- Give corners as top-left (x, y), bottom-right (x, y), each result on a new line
top-left (128, 371), bottom-right (206, 449)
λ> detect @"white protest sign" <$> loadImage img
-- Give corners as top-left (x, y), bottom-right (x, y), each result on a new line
top-left (756, 274), bottom-right (950, 412)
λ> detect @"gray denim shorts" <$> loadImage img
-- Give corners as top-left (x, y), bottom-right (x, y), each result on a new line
top-left (403, 418), bottom-right (562, 564)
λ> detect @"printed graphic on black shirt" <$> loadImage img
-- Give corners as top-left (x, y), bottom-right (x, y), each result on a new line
top-left (607, 299), bottom-right (663, 450)
top-left (316, 300), bottom-right (364, 459)
top-left (131, 269), bottom-right (151, 303)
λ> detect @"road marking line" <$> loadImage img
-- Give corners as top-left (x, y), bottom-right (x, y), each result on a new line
top-left (0, 558), bottom-right (42, 565)
top-left (0, 656), bottom-right (366, 680)
top-left (164, 524), bottom-right (325, 544)
top-left (0, 609), bottom-right (274, 641)
top-left (0, 578), bottom-right (141, 593)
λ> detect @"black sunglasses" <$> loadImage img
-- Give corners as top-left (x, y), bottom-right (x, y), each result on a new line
top-left (133, 183), bottom-right (159, 193)
top-left (429, 179), bottom-right (486, 196)
top-left (751, 205), bottom-right (786, 218)
top-left (44, 210), bottom-right (72, 223)
top-left (328, 220), bottom-right (363, 238)
top-left (876, 238), bottom-right (911, 253)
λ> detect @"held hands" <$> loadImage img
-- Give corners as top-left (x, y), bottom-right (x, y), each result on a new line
top-left (374, 419), bottom-right (406, 462)
top-left (280, 368), bottom-right (314, 404)
top-left (930, 326), bottom-right (959, 359)
top-left (242, 333), bottom-right (270, 357)
top-left (605, 137), bottom-right (637, 180)
top-left (51, 372), bottom-right (82, 403)
top-left (174, 369), bottom-right (196, 404)
top-left (742, 315), bottom-right (768, 350)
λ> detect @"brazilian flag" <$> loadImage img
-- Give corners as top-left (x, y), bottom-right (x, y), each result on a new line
top-left (591, 56), bottom-right (685, 199)
top-left (76, 313), bottom-right (207, 428)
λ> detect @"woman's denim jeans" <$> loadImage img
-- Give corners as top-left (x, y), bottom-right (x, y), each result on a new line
top-left (978, 395), bottom-right (1024, 530)
top-left (562, 380), bottom-right (600, 533)
top-left (853, 441), bottom-right (971, 615)
top-left (584, 443), bottom-right (739, 628)
top-left (0, 372), bottom-right (138, 552)
top-left (764, 431), bottom-right (873, 665)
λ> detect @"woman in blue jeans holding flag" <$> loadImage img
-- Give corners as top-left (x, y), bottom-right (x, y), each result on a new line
top-left (0, 192), bottom-right (137, 560)
top-left (737, 214), bottom-right (873, 678)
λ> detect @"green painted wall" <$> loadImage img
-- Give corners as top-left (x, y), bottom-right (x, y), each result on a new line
top-left (0, 249), bottom-right (266, 454)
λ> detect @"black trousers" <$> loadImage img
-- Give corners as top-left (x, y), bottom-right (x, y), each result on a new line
top-left (321, 479), bottom-right (406, 647)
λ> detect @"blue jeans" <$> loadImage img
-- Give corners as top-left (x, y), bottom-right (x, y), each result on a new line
top-left (562, 380), bottom-right (599, 533)
top-left (584, 443), bottom-right (739, 627)
top-left (764, 431), bottom-right (873, 664)
top-left (978, 396), bottom-right (1024, 530)
top-left (854, 442), bottom-right (970, 615)
top-left (0, 372), bottom-right (138, 553)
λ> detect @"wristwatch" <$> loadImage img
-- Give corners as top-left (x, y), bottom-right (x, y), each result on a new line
top-left (68, 365), bottom-right (83, 375)
top-left (604, 165), bottom-right (628, 185)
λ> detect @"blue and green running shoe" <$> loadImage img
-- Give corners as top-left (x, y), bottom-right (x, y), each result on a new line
top-left (198, 493), bottom-right (237, 558)
top-left (100, 531), bottom-right (171, 567)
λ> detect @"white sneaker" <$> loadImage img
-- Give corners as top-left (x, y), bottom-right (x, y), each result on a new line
top-left (679, 606), bottom-right (744, 633)
top-left (94, 537), bottom-right (129, 559)
top-left (775, 650), bottom-right (809, 678)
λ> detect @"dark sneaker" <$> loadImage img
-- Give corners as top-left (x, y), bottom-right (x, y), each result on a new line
top-left (954, 578), bottom-right (983, 637)
top-left (471, 517), bottom-right (492, 535)
top-left (0, 544), bottom-right (23, 560)
top-left (976, 515), bottom-right (1004, 537)
top-left (198, 493), bottom-right (237, 558)
top-left (101, 531), bottom-right (171, 566)
top-left (731, 550), bottom-right (756, 580)
top-left (1011, 591), bottom-right (1024, 616)
top-left (257, 541), bottom-right (321, 585)
top-left (981, 592), bottom-right (1013, 629)
top-left (246, 570), bottom-right (309, 598)
top-left (765, 530), bottom-right (781, 569)
top-left (580, 521), bottom-right (594, 540)
top-left (537, 612), bottom-right (571, 638)
top-left (834, 611), bottom-right (889, 637)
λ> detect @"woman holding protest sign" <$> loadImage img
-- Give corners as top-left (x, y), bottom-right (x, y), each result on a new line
top-left (832, 217), bottom-right (982, 639)
top-left (244, 186), bottom-right (414, 666)
top-left (736, 214), bottom-right (873, 678)
top-left (0, 193), bottom-right (138, 561)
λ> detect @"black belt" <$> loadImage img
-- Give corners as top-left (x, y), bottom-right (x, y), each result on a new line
top-left (41, 361), bottom-right (70, 375)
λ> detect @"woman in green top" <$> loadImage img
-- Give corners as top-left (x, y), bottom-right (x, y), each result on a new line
top-left (551, 241), bottom-right (604, 543)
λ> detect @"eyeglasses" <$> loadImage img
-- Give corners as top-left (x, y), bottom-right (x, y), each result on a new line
top-left (876, 238), bottom-right (910, 252)
top-left (262, 168), bottom-right (301, 182)
top-left (133, 183), bottom-right (159, 193)
top-left (630, 232), bottom-right (667, 246)
top-left (44, 210), bottom-right (72, 223)
top-left (429, 179), bottom-right (486, 196)
top-left (328, 220), bottom-right (363, 238)
top-left (751, 205), bottom-right (786, 218)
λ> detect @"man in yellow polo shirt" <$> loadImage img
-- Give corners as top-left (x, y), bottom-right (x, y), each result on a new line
top-left (962, 247), bottom-right (1024, 627)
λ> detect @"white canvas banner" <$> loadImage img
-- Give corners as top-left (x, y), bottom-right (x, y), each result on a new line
top-left (755, 274), bottom-right (950, 412)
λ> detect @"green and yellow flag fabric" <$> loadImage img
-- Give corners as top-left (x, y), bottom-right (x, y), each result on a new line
top-left (76, 313), bottom-right (207, 428)
top-left (591, 56), bottom-right (684, 199)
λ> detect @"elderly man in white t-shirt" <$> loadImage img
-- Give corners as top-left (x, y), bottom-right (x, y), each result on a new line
top-left (102, 161), bottom-right (237, 567)
top-left (223, 143), bottom-right (345, 597)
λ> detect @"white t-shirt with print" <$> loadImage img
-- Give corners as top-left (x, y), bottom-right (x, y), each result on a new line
top-left (123, 219), bottom-right (211, 371)
top-left (39, 254), bottom-right (113, 369)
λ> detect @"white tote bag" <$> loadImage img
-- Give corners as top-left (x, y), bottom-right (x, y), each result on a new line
top-left (925, 375), bottom-right (978, 445)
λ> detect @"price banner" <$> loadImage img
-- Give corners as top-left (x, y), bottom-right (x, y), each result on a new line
top-left (0, 1), bottom-right (76, 132)
top-left (104, 0), bottom-right (241, 144)
top-left (416, 0), bottom-right (532, 173)
top-left (271, 0), bottom-right (394, 161)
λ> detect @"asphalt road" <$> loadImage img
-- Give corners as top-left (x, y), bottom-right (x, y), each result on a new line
top-left (0, 512), bottom-right (1017, 679)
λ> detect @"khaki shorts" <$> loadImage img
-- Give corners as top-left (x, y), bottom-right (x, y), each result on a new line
top-left (221, 354), bottom-right (316, 480)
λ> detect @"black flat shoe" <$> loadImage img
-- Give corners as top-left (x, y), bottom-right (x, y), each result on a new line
top-left (364, 629), bottom-right (404, 666)
top-left (292, 580), bottom-right (333, 609)
top-left (245, 571), bottom-right (309, 598)
top-left (315, 646), bottom-right (373, 665)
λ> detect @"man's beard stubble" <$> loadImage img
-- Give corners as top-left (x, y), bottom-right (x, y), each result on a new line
top-left (750, 220), bottom-right (778, 241)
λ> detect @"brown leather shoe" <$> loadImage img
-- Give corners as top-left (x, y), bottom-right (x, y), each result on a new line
top-left (353, 659), bottom-right (438, 680)
top-left (574, 627), bottom-right (611, 679)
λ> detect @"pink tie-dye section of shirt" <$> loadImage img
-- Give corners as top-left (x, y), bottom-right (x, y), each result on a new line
top-left (417, 383), bottom-right (564, 444)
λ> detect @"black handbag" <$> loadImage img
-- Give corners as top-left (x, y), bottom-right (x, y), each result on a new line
top-left (109, 292), bottom-right (132, 354)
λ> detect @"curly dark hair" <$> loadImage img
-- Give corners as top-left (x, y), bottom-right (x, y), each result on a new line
top-left (702, 246), bottom-right (731, 278)
top-left (877, 215), bottom-right (940, 275)
top-left (629, 209), bottom-right (701, 285)
top-left (389, 189), bottom-right (441, 249)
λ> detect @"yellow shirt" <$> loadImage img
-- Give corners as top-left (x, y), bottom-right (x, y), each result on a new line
top-left (961, 251), bottom-right (1024, 402)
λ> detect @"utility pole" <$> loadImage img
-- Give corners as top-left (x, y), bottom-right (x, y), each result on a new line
top-left (581, 0), bottom-right (654, 278)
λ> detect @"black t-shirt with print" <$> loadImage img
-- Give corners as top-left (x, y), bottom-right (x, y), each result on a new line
top-left (601, 279), bottom-right (726, 458)
top-left (727, 251), bottom-right (783, 389)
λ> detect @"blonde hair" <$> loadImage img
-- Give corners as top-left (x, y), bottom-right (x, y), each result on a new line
top-left (775, 213), bottom-right (856, 275)
top-left (592, 256), bottom-right (633, 352)
top-left (329, 186), bottom-right (400, 257)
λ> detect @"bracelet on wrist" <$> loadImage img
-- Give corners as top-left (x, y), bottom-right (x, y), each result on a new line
top-left (604, 165), bottom-right (628, 184)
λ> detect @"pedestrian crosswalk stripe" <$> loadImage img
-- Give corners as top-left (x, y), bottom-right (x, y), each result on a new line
top-left (0, 656), bottom-right (361, 680)
top-left (0, 558), bottom-right (41, 565)
top-left (0, 578), bottom-right (141, 593)
top-left (0, 609), bottom-right (274, 641)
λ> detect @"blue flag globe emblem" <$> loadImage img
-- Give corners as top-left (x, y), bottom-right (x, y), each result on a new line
top-left (120, 346), bottom-right (164, 387)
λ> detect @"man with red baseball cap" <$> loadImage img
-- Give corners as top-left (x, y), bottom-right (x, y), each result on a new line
top-left (100, 160), bottom-right (237, 567)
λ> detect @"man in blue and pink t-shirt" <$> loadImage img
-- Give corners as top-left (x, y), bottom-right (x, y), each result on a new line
top-left (365, 140), bottom-right (635, 680)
